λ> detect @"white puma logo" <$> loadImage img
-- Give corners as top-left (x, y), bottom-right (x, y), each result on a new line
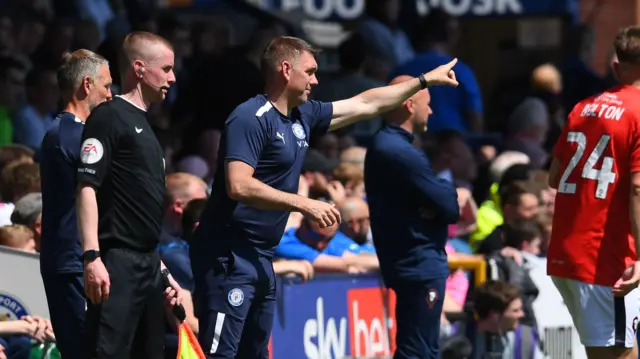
top-left (135, 127), bottom-right (143, 133)
top-left (276, 132), bottom-right (285, 144)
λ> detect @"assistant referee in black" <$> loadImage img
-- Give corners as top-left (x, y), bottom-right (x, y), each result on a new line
top-left (76, 31), bottom-right (183, 359)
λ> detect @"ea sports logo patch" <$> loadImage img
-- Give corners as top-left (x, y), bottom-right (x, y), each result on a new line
top-left (228, 288), bottom-right (244, 307)
top-left (426, 288), bottom-right (438, 309)
top-left (80, 138), bottom-right (104, 164)
top-left (0, 292), bottom-right (29, 321)
top-left (292, 123), bottom-right (306, 140)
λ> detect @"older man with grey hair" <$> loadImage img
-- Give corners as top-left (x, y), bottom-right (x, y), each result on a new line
top-left (11, 191), bottom-right (42, 248)
top-left (38, 49), bottom-right (112, 359)
top-left (504, 98), bottom-right (550, 169)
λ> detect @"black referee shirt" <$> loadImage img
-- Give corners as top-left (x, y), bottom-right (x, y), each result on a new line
top-left (77, 97), bottom-right (165, 252)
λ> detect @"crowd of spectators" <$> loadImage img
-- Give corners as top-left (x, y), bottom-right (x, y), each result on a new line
top-left (0, 0), bottom-right (620, 358)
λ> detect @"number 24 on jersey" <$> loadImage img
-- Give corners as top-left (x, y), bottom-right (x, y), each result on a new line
top-left (558, 131), bottom-right (617, 199)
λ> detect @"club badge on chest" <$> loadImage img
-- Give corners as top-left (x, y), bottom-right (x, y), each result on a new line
top-left (292, 123), bottom-right (308, 148)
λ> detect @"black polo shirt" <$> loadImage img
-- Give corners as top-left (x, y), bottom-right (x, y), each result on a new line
top-left (77, 97), bottom-right (165, 252)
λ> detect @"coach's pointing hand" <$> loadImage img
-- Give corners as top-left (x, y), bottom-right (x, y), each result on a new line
top-left (302, 198), bottom-right (342, 228)
top-left (423, 58), bottom-right (459, 87)
top-left (84, 258), bottom-right (111, 304)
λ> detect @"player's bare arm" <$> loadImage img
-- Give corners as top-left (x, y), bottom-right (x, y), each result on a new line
top-left (548, 157), bottom-right (561, 189)
top-left (328, 59), bottom-right (459, 131)
top-left (342, 251), bottom-right (380, 271)
top-left (612, 172), bottom-right (640, 297)
top-left (629, 172), bottom-right (640, 258)
top-left (226, 160), bottom-right (341, 227)
top-left (312, 254), bottom-right (354, 273)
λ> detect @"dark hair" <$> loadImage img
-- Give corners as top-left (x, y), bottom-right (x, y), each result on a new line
top-left (499, 163), bottom-right (532, 189)
top-left (504, 219), bottom-right (542, 249)
top-left (181, 198), bottom-right (208, 240)
top-left (440, 336), bottom-right (473, 359)
top-left (474, 280), bottom-right (520, 319)
top-left (614, 26), bottom-right (640, 64)
top-left (0, 161), bottom-right (40, 202)
top-left (0, 145), bottom-right (34, 175)
top-left (260, 36), bottom-right (320, 79)
top-left (499, 180), bottom-right (537, 208)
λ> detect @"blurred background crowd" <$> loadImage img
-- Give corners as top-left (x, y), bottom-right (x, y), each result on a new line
top-left (0, 0), bottom-right (629, 358)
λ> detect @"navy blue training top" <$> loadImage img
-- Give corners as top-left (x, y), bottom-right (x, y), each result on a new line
top-left (39, 112), bottom-right (84, 273)
top-left (364, 124), bottom-right (460, 287)
top-left (192, 95), bottom-right (333, 257)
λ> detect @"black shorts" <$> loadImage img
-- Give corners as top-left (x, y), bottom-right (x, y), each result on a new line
top-left (86, 248), bottom-right (165, 359)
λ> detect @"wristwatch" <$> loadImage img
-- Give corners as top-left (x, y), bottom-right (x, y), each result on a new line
top-left (417, 74), bottom-right (428, 89)
top-left (81, 250), bottom-right (100, 263)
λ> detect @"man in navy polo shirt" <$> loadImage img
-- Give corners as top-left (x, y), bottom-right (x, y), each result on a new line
top-left (190, 36), bottom-right (459, 358)
top-left (39, 49), bottom-right (112, 359)
top-left (365, 75), bottom-right (460, 359)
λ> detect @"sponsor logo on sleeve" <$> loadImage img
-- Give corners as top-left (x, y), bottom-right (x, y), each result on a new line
top-left (80, 138), bottom-right (104, 164)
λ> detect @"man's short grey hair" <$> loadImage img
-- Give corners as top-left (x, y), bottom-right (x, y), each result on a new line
top-left (57, 49), bottom-right (108, 96)
top-left (507, 97), bottom-right (548, 134)
top-left (11, 192), bottom-right (42, 226)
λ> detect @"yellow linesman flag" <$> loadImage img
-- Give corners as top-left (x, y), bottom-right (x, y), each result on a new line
top-left (177, 321), bottom-right (205, 359)
top-left (162, 271), bottom-right (205, 359)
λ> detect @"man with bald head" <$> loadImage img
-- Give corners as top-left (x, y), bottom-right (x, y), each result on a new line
top-left (365, 75), bottom-right (460, 359)
top-left (163, 173), bottom-right (209, 237)
top-left (529, 63), bottom-right (566, 151)
top-left (159, 173), bottom-right (208, 292)
top-left (76, 31), bottom-right (183, 359)
top-left (338, 196), bottom-right (373, 249)
top-left (340, 146), bottom-right (367, 170)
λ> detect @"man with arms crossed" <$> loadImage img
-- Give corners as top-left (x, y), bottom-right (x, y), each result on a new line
top-left (365, 76), bottom-right (459, 359)
top-left (190, 36), bottom-right (458, 358)
top-left (39, 49), bottom-right (112, 359)
top-left (548, 26), bottom-right (640, 359)
top-left (77, 32), bottom-right (183, 359)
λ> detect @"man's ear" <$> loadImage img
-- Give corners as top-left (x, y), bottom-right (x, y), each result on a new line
top-left (82, 76), bottom-right (92, 96)
top-left (404, 98), bottom-right (415, 114)
top-left (282, 61), bottom-right (293, 81)
top-left (173, 199), bottom-right (185, 215)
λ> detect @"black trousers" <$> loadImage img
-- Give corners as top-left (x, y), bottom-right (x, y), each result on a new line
top-left (86, 248), bottom-right (165, 359)
top-left (42, 272), bottom-right (86, 359)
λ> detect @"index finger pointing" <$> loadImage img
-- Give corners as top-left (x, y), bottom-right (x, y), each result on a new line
top-left (446, 58), bottom-right (458, 69)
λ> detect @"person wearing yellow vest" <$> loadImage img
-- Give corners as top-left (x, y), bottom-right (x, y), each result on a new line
top-left (470, 163), bottom-right (532, 251)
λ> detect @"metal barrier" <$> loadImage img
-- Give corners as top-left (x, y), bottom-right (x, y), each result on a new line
top-left (448, 256), bottom-right (487, 287)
